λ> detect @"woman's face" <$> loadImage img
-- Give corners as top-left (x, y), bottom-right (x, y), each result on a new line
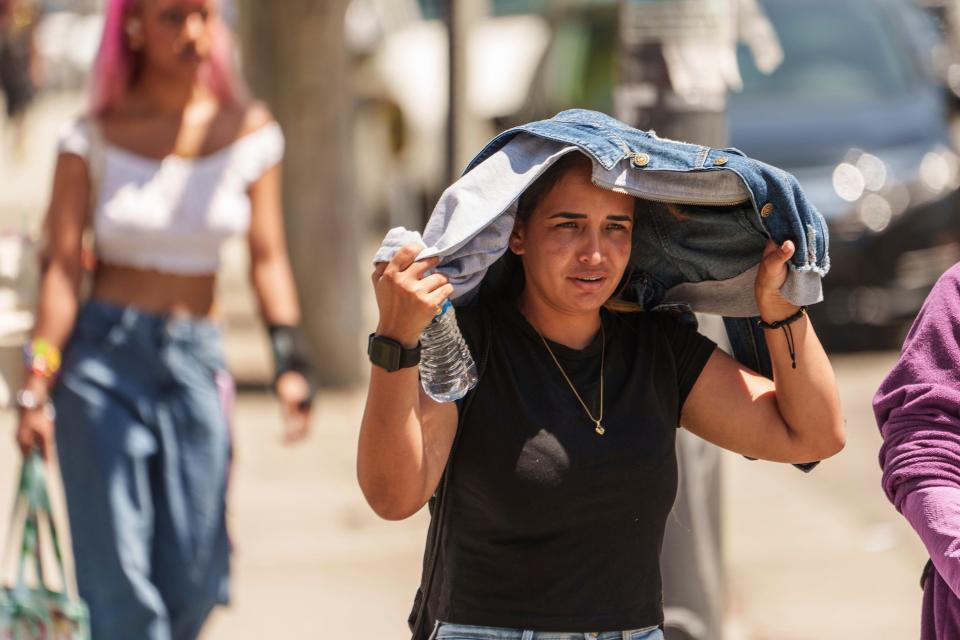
top-left (133, 0), bottom-right (217, 79)
top-left (510, 163), bottom-right (635, 315)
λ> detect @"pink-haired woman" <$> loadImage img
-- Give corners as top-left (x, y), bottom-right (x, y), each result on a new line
top-left (14, 1), bottom-right (315, 638)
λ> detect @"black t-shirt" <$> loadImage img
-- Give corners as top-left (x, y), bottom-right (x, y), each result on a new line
top-left (434, 297), bottom-right (716, 632)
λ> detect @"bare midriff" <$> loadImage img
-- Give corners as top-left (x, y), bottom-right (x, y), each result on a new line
top-left (91, 262), bottom-right (219, 318)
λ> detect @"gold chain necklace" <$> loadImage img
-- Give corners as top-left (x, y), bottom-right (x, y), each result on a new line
top-left (536, 321), bottom-right (606, 435)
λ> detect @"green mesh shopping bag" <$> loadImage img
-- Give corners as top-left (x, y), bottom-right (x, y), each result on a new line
top-left (0, 452), bottom-right (89, 640)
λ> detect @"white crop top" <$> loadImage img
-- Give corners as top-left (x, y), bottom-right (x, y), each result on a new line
top-left (57, 116), bottom-right (285, 275)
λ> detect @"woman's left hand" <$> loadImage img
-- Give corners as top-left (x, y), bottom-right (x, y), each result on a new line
top-left (276, 371), bottom-right (312, 444)
top-left (755, 239), bottom-right (801, 322)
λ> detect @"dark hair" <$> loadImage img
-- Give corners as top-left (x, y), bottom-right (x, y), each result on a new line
top-left (515, 151), bottom-right (594, 223)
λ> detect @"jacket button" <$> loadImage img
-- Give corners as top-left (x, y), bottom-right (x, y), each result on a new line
top-left (632, 153), bottom-right (650, 167)
top-left (760, 202), bottom-right (775, 218)
top-left (714, 156), bottom-right (729, 166)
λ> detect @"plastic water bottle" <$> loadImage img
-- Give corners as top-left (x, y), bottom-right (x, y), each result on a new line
top-left (419, 300), bottom-right (478, 402)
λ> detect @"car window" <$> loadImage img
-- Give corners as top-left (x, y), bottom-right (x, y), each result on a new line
top-left (732, 0), bottom-right (917, 106)
top-left (418, 0), bottom-right (549, 18)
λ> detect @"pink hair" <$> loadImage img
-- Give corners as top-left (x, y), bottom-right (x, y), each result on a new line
top-left (90, 0), bottom-right (247, 116)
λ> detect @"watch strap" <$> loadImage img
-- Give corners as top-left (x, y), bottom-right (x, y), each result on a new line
top-left (367, 333), bottom-right (421, 371)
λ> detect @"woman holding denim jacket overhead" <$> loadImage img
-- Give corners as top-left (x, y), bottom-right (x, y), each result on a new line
top-left (14, 1), bottom-right (315, 638)
top-left (358, 141), bottom-right (845, 638)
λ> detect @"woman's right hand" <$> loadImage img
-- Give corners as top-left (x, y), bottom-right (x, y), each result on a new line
top-left (372, 243), bottom-right (454, 348)
top-left (16, 404), bottom-right (54, 460)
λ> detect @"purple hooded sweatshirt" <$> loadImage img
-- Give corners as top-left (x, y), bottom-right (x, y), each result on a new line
top-left (875, 263), bottom-right (960, 639)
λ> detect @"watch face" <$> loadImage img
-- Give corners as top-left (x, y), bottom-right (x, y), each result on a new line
top-left (369, 337), bottom-right (401, 371)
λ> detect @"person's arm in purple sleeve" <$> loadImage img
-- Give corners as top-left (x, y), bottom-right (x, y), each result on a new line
top-left (903, 487), bottom-right (960, 587)
top-left (875, 264), bottom-right (960, 597)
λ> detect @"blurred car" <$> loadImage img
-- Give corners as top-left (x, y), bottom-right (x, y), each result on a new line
top-left (501, 0), bottom-right (960, 349)
top-left (496, 1), bottom-right (619, 128)
top-left (354, 0), bottom-right (621, 228)
top-left (347, 0), bottom-right (554, 228)
top-left (728, 0), bottom-right (960, 349)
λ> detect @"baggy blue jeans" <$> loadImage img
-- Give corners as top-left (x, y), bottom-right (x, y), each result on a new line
top-left (53, 300), bottom-right (231, 640)
top-left (435, 623), bottom-right (664, 640)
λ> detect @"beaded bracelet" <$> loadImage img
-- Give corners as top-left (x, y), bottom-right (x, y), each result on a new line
top-left (23, 337), bottom-right (62, 380)
top-left (757, 306), bottom-right (807, 369)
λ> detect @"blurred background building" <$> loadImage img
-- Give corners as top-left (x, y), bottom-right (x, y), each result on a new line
top-left (1, 0), bottom-right (957, 638)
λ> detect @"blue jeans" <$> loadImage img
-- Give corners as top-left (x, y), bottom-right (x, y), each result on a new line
top-left (53, 300), bottom-right (231, 640)
top-left (435, 623), bottom-right (664, 640)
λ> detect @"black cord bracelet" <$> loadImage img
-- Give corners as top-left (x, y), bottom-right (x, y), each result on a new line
top-left (757, 306), bottom-right (807, 330)
top-left (757, 306), bottom-right (807, 369)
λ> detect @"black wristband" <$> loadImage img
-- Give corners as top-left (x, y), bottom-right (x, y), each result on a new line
top-left (756, 306), bottom-right (808, 370)
top-left (267, 324), bottom-right (317, 408)
top-left (367, 333), bottom-right (421, 371)
top-left (756, 306), bottom-right (807, 329)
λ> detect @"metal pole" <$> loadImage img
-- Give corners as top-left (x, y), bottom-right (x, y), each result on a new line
top-left (445, 0), bottom-right (458, 185)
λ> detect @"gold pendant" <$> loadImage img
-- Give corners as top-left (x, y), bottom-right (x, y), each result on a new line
top-left (595, 421), bottom-right (605, 436)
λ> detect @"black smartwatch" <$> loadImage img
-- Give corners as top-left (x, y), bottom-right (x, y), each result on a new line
top-left (367, 333), bottom-right (421, 372)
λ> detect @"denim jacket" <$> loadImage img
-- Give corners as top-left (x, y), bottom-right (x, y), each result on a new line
top-left (375, 109), bottom-right (830, 378)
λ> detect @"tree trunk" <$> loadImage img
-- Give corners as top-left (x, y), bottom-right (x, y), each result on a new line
top-left (237, 0), bottom-right (362, 387)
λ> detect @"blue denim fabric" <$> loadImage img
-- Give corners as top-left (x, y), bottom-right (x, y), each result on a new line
top-left (467, 109), bottom-right (828, 377)
top-left (465, 109), bottom-right (828, 275)
top-left (435, 622), bottom-right (664, 640)
top-left (52, 300), bottom-right (231, 640)
top-left (374, 109), bottom-right (831, 379)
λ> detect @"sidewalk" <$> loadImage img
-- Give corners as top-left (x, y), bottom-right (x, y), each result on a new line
top-left (203, 390), bottom-right (428, 638)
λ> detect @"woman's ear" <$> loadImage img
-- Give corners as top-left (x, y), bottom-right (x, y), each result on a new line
top-left (509, 220), bottom-right (526, 256)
